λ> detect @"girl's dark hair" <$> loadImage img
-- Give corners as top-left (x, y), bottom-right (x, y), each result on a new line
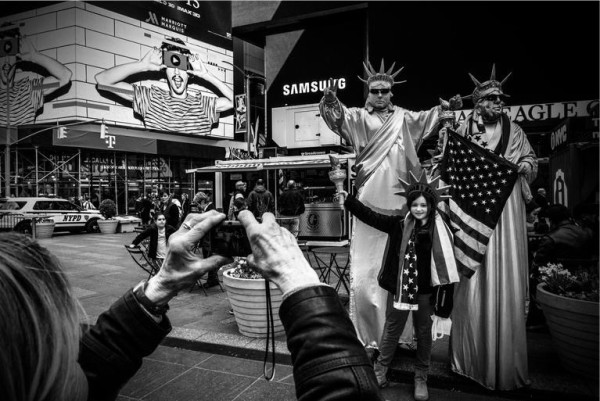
top-left (154, 212), bottom-right (166, 222)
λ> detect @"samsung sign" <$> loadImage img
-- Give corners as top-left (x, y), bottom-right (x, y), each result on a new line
top-left (283, 78), bottom-right (346, 96)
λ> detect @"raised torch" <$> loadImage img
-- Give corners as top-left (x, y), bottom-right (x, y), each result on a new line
top-left (328, 155), bottom-right (347, 206)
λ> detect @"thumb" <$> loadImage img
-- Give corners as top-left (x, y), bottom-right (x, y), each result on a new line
top-left (203, 255), bottom-right (233, 271)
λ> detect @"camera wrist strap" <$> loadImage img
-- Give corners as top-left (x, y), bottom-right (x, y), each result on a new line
top-left (263, 279), bottom-right (276, 381)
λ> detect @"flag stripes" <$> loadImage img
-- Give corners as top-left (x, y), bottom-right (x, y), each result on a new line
top-left (440, 129), bottom-right (518, 276)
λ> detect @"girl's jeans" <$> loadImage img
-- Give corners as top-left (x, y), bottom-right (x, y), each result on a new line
top-left (377, 292), bottom-right (433, 380)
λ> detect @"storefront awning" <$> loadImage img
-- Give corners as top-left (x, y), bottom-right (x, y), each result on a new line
top-left (187, 153), bottom-right (355, 173)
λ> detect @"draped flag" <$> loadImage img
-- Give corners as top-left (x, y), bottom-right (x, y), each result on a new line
top-left (440, 129), bottom-right (518, 278)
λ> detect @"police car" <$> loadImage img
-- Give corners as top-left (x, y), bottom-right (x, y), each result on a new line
top-left (0, 197), bottom-right (103, 234)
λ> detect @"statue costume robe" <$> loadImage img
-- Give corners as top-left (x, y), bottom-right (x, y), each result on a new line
top-left (320, 98), bottom-right (440, 347)
top-left (450, 113), bottom-right (537, 390)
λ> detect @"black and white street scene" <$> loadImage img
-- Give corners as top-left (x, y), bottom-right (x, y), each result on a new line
top-left (0, 2), bottom-right (598, 400)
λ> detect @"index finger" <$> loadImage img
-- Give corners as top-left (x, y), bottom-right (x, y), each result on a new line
top-left (237, 210), bottom-right (259, 234)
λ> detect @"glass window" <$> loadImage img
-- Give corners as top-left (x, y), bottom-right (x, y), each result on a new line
top-left (0, 200), bottom-right (26, 210)
top-left (33, 201), bottom-right (53, 211)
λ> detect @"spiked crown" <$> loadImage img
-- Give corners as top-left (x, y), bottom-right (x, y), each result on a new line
top-left (396, 171), bottom-right (451, 205)
top-left (469, 64), bottom-right (512, 103)
top-left (358, 59), bottom-right (407, 87)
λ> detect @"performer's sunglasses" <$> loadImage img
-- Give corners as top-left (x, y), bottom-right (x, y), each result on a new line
top-left (369, 88), bottom-right (391, 95)
top-left (483, 95), bottom-right (505, 102)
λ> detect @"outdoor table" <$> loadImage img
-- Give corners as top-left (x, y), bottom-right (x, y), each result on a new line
top-left (310, 246), bottom-right (350, 294)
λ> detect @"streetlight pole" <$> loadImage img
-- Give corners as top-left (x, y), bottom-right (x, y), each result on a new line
top-left (4, 73), bottom-right (11, 197)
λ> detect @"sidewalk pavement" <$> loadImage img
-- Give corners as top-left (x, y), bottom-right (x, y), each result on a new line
top-left (39, 232), bottom-right (599, 400)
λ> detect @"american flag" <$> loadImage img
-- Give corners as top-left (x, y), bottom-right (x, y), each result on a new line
top-left (440, 129), bottom-right (519, 278)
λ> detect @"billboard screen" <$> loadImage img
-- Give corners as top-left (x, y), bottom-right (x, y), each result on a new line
top-left (1, 1), bottom-right (234, 139)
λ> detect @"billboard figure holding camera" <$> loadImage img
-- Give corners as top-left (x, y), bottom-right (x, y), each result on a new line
top-left (1, 29), bottom-right (72, 126)
top-left (95, 38), bottom-right (233, 135)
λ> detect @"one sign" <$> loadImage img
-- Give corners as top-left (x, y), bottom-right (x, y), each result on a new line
top-left (454, 99), bottom-right (599, 124)
top-left (53, 129), bottom-right (157, 154)
top-left (235, 94), bottom-right (247, 134)
top-left (550, 119), bottom-right (570, 152)
top-left (90, 1), bottom-right (232, 49)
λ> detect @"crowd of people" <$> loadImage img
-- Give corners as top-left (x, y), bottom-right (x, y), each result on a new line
top-left (2, 58), bottom-right (597, 401)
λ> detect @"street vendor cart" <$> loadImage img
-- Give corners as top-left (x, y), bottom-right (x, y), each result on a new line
top-left (186, 153), bottom-right (355, 242)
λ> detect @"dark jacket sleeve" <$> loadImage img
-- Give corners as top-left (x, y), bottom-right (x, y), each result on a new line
top-left (79, 289), bottom-right (171, 401)
top-left (280, 286), bottom-right (384, 401)
top-left (131, 226), bottom-right (153, 246)
top-left (344, 194), bottom-right (400, 234)
top-left (296, 193), bottom-right (305, 215)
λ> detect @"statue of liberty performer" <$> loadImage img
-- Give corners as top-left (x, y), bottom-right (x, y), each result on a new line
top-left (319, 61), bottom-right (462, 348)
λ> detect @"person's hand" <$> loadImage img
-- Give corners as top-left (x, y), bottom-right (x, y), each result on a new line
top-left (17, 36), bottom-right (38, 62)
top-left (145, 210), bottom-right (233, 305)
top-left (323, 77), bottom-right (339, 103)
top-left (333, 190), bottom-right (348, 202)
top-left (518, 161), bottom-right (532, 176)
top-left (448, 94), bottom-right (463, 110)
top-left (140, 48), bottom-right (164, 72)
top-left (237, 211), bottom-right (320, 295)
top-left (188, 53), bottom-right (210, 80)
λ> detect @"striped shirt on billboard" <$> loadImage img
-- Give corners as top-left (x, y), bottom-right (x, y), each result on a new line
top-left (133, 85), bottom-right (218, 135)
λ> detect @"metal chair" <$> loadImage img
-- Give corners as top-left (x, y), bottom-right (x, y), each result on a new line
top-left (188, 240), bottom-right (225, 296)
top-left (123, 243), bottom-right (161, 280)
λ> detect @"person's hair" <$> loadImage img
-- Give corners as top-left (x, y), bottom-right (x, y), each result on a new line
top-left (0, 23), bottom-right (20, 40)
top-left (193, 192), bottom-right (208, 203)
top-left (160, 37), bottom-right (191, 55)
top-left (154, 212), bottom-right (166, 222)
top-left (0, 232), bottom-right (87, 401)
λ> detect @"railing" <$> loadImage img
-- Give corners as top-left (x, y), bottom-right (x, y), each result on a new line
top-left (0, 212), bottom-right (26, 232)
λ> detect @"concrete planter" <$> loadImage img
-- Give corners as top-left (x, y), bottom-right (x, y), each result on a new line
top-left (97, 219), bottom-right (119, 234)
top-left (34, 221), bottom-right (55, 239)
top-left (536, 283), bottom-right (599, 380)
top-left (223, 268), bottom-right (284, 338)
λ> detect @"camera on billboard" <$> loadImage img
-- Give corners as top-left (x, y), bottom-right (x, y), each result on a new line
top-left (0, 36), bottom-right (19, 57)
top-left (204, 220), bottom-right (252, 257)
top-left (163, 50), bottom-right (189, 70)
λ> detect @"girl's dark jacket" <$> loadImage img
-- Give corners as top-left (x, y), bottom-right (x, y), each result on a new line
top-left (131, 224), bottom-right (176, 259)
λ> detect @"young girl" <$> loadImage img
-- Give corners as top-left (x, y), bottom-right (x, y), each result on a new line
top-left (337, 172), bottom-right (458, 401)
top-left (129, 212), bottom-right (176, 269)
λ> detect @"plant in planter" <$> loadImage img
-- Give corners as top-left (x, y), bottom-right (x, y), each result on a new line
top-left (223, 257), bottom-right (285, 338)
top-left (97, 199), bottom-right (119, 234)
top-left (535, 262), bottom-right (599, 380)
